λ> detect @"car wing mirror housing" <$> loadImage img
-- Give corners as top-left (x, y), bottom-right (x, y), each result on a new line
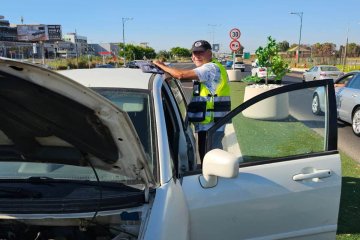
top-left (199, 149), bottom-right (239, 188)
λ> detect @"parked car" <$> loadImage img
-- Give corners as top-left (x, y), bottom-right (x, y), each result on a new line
top-left (124, 60), bottom-right (139, 68)
top-left (312, 70), bottom-right (360, 136)
top-left (124, 60), bottom-right (148, 69)
top-left (0, 57), bottom-right (341, 240)
top-left (95, 63), bottom-right (115, 68)
top-left (251, 59), bottom-right (275, 79)
top-left (303, 65), bottom-right (343, 82)
top-left (233, 61), bottom-right (245, 72)
top-left (225, 60), bottom-right (233, 68)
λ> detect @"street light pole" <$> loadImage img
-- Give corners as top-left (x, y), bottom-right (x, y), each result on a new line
top-left (290, 12), bottom-right (303, 64)
top-left (122, 17), bottom-right (133, 66)
top-left (208, 24), bottom-right (217, 47)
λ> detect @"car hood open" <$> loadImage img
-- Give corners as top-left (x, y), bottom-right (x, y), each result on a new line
top-left (0, 58), bottom-right (155, 187)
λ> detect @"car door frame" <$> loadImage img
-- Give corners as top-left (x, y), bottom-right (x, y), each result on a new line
top-left (181, 79), bottom-right (341, 240)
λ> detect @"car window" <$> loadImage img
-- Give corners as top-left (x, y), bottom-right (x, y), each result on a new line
top-left (206, 84), bottom-right (332, 165)
top-left (91, 88), bottom-right (156, 172)
top-left (161, 86), bottom-right (180, 175)
top-left (336, 74), bottom-right (354, 86)
top-left (320, 66), bottom-right (340, 71)
top-left (166, 78), bottom-right (188, 125)
top-left (347, 74), bottom-right (360, 90)
top-left (312, 67), bottom-right (318, 72)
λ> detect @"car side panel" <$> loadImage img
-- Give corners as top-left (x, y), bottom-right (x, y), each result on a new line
top-left (337, 88), bottom-right (358, 123)
top-left (144, 180), bottom-right (190, 240)
top-left (182, 154), bottom-right (341, 240)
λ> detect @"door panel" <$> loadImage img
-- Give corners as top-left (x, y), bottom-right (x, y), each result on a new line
top-left (182, 154), bottom-right (341, 239)
top-left (182, 80), bottom-right (341, 239)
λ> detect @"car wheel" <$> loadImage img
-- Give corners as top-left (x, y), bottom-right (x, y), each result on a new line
top-left (352, 107), bottom-right (360, 137)
top-left (311, 94), bottom-right (322, 115)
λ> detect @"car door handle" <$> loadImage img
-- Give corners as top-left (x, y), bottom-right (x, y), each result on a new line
top-left (293, 169), bottom-right (332, 181)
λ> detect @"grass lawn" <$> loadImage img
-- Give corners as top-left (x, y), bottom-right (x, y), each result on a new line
top-left (229, 81), bottom-right (360, 239)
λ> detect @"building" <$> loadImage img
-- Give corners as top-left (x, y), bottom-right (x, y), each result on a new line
top-left (0, 17), bottom-right (17, 41)
top-left (63, 33), bottom-right (88, 56)
top-left (89, 42), bottom-right (120, 57)
top-left (287, 46), bottom-right (311, 58)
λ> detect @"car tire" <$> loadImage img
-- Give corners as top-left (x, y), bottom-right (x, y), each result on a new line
top-left (352, 107), bottom-right (360, 137)
top-left (311, 94), bottom-right (322, 115)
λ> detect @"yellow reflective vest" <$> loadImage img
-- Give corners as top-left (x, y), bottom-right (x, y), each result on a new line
top-left (187, 59), bottom-right (231, 131)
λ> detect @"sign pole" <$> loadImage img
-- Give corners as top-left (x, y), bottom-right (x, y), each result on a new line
top-left (232, 51), bottom-right (235, 70)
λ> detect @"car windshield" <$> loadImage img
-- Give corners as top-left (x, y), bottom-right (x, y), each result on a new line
top-left (320, 66), bottom-right (339, 71)
top-left (0, 89), bottom-right (154, 184)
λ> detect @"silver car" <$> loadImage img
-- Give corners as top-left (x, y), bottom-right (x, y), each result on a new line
top-left (233, 61), bottom-right (245, 72)
top-left (0, 58), bottom-right (342, 240)
top-left (303, 65), bottom-right (343, 81)
top-left (312, 70), bottom-right (360, 136)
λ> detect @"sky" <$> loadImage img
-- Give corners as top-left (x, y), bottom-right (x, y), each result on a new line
top-left (2, 0), bottom-right (360, 53)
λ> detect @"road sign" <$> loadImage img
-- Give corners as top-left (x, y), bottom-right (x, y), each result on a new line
top-left (229, 40), bottom-right (241, 52)
top-left (229, 28), bottom-right (241, 40)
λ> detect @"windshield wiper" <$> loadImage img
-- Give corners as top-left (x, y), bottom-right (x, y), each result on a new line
top-left (0, 186), bottom-right (42, 198)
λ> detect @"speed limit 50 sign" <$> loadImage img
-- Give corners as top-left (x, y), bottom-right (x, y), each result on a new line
top-left (229, 28), bottom-right (241, 40)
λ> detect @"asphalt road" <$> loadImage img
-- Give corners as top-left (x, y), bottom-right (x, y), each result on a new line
top-left (173, 62), bottom-right (360, 163)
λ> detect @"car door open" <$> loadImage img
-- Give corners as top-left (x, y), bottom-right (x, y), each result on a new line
top-left (182, 80), bottom-right (341, 240)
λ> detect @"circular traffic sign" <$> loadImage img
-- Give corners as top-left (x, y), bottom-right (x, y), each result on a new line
top-left (229, 28), bottom-right (241, 40)
top-left (229, 40), bottom-right (241, 51)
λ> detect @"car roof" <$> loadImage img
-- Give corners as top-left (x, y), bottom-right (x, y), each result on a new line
top-left (57, 68), bottom-right (154, 90)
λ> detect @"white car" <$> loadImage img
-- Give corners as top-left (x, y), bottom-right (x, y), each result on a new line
top-left (312, 70), bottom-right (360, 136)
top-left (233, 61), bottom-right (245, 72)
top-left (0, 58), bottom-right (341, 240)
top-left (303, 65), bottom-right (343, 82)
top-left (251, 60), bottom-right (276, 79)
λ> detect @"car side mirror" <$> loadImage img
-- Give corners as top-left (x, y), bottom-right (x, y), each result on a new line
top-left (305, 70), bottom-right (309, 72)
top-left (199, 149), bottom-right (239, 188)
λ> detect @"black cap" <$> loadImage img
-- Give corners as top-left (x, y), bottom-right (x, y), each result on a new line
top-left (191, 40), bottom-right (212, 52)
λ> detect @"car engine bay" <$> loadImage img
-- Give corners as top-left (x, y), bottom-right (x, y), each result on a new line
top-left (0, 210), bottom-right (145, 240)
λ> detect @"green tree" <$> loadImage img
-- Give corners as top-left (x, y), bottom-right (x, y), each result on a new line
top-left (256, 36), bottom-right (289, 84)
top-left (347, 43), bottom-right (360, 57)
top-left (118, 43), bottom-right (156, 61)
top-left (170, 47), bottom-right (191, 58)
top-left (157, 50), bottom-right (171, 60)
top-left (277, 41), bottom-right (290, 52)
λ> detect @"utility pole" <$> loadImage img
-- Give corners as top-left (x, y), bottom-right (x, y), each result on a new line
top-left (75, 29), bottom-right (79, 68)
top-left (342, 27), bottom-right (349, 72)
top-left (290, 12), bottom-right (303, 64)
top-left (122, 17), bottom-right (133, 66)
